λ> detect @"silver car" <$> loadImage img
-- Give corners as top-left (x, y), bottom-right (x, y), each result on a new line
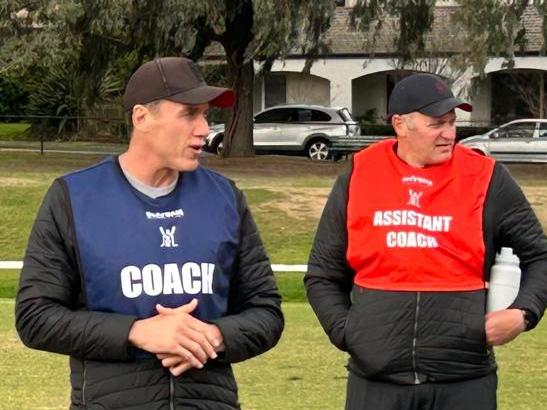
top-left (460, 119), bottom-right (547, 162)
top-left (205, 104), bottom-right (360, 161)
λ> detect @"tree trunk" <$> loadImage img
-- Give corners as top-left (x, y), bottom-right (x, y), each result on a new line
top-left (219, 0), bottom-right (254, 158)
top-left (222, 57), bottom-right (255, 157)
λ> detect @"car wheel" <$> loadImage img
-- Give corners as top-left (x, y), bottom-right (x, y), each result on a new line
top-left (211, 134), bottom-right (224, 155)
top-left (307, 139), bottom-right (330, 161)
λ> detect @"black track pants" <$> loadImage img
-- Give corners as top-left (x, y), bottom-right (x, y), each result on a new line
top-left (345, 371), bottom-right (497, 410)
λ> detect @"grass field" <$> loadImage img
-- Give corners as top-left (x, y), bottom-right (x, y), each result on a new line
top-left (1, 300), bottom-right (545, 410)
top-left (0, 151), bottom-right (340, 263)
top-left (0, 123), bottom-right (31, 140)
top-left (1, 151), bottom-right (546, 409)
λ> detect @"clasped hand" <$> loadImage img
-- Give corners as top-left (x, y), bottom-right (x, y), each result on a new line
top-left (128, 299), bottom-right (224, 376)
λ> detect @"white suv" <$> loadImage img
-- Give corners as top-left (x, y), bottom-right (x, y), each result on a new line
top-left (205, 104), bottom-right (360, 161)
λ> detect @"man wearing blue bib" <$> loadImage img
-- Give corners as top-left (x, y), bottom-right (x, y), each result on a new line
top-left (16, 57), bottom-right (284, 410)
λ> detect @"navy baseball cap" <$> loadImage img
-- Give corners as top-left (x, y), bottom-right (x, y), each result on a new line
top-left (123, 57), bottom-right (235, 110)
top-left (386, 74), bottom-right (472, 120)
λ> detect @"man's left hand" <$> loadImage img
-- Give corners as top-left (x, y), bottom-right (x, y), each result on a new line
top-left (154, 304), bottom-right (225, 376)
top-left (485, 309), bottom-right (526, 346)
top-left (157, 321), bottom-right (224, 376)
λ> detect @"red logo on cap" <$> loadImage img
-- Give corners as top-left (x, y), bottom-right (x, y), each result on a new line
top-left (435, 80), bottom-right (446, 95)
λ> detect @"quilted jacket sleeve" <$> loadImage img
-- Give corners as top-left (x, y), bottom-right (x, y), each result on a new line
top-left (486, 163), bottom-right (547, 330)
top-left (15, 179), bottom-right (138, 361)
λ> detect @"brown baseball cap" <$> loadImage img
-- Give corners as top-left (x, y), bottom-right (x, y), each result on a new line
top-left (122, 57), bottom-right (235, 110)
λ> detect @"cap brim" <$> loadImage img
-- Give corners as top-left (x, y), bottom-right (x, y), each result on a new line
top-left (419, 97), bottom-right (472, 117)
top-left (166, 86), bottom-right (235, 107)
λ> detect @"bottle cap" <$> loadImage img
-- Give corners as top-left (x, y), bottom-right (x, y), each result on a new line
top-left (496, 247), bottom-right (520, 266)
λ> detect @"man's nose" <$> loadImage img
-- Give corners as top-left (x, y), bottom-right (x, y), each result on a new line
top-left (442, 124), bottom-right (456, 140)
top-left (196, 114), bottom-right (210, 137)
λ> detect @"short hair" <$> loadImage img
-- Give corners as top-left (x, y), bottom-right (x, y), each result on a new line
top-left (126, 100), bottom-right (164, 138)
top-left (400, 113), bottom-right (416, 130)
top-left (142, 100), bottom-right (162, 113)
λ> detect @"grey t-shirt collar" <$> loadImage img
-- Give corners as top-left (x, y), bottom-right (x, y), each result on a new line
top-left (121, 167), bottom-right (178, 199)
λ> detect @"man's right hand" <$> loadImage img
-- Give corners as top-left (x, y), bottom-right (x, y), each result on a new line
top-left (127, 299), bottom-right (217, 369)
top-left (156, 353), bottom-right (194, 376)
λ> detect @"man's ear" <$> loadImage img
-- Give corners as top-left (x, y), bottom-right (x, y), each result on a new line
top-left (131, 105), bottom-right (152, 131)
top-left (391, 114), bottom-right (405, 136)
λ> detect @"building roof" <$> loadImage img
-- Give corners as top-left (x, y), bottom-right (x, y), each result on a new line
top-left (311, 5), bottom-right (544, 56)
top-left (204, 5), bottom-right (545, 59)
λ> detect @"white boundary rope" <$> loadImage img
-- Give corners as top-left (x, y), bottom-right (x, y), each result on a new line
top-left (0, 261), bottom-right (23, 269)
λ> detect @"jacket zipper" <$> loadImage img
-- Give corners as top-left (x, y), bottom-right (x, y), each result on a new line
top-left (82, 360), bottom-right (87, 406)
top-left (412, 292), bottom-right (421, 385)
top-left (170, 375), bottom-right (175, 410)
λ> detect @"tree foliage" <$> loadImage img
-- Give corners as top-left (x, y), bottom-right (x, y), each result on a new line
top-left (452, 0), bottom-right (530, 74)
top-left (0, 0), bottom-right (335, 156)
top-left (350, 0), bottom-right (436, 64)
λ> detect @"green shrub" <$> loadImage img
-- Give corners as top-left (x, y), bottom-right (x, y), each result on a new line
top-left (0, 76), bottom-right (29, 116)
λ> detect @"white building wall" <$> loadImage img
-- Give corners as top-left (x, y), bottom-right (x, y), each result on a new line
top-left (270, 57), bottom-right (396, 112)
top-left (484, 57), bottom-right (547, 73)
top-left (469, 76), bottom-right (492, 126)
top-left (265, 56), bottom-right (547, 125)
top-left (253, 75), bottom-right (263, 113)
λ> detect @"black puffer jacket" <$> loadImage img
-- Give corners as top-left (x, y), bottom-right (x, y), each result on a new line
top-left (305, 162), bottom-right (547, 384)
top-left (16, 177), bottom-right (284, 410)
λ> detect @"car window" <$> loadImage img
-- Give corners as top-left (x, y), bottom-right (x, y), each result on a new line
top-left (255, 108), bottom-right (293, 123)
top-left (539, 123), bottom-right (547, 138)
top-left (296, 109), bottom-right (312, 122)
top-left (311, 110), bottom-right (331, 122)
top-left (498, 123), bottom-right (535, 139)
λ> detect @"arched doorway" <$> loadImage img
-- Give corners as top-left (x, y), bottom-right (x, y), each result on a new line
top-left (470, 68), bottom-right (547, 126)
top-left (490, 69), bottom-right (546, 123)
top-left (351, 70), bottom-right (430, 123)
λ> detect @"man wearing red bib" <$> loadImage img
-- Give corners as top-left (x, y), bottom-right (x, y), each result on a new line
top-left (305, 74), bottom-right (547, 409)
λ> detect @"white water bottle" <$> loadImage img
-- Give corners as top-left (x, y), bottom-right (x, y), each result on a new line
top-left (487, 247), bottom-right (521, 312)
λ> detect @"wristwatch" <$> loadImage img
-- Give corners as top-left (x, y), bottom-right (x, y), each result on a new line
top-left (521, 309), bottom-right (533, 331)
